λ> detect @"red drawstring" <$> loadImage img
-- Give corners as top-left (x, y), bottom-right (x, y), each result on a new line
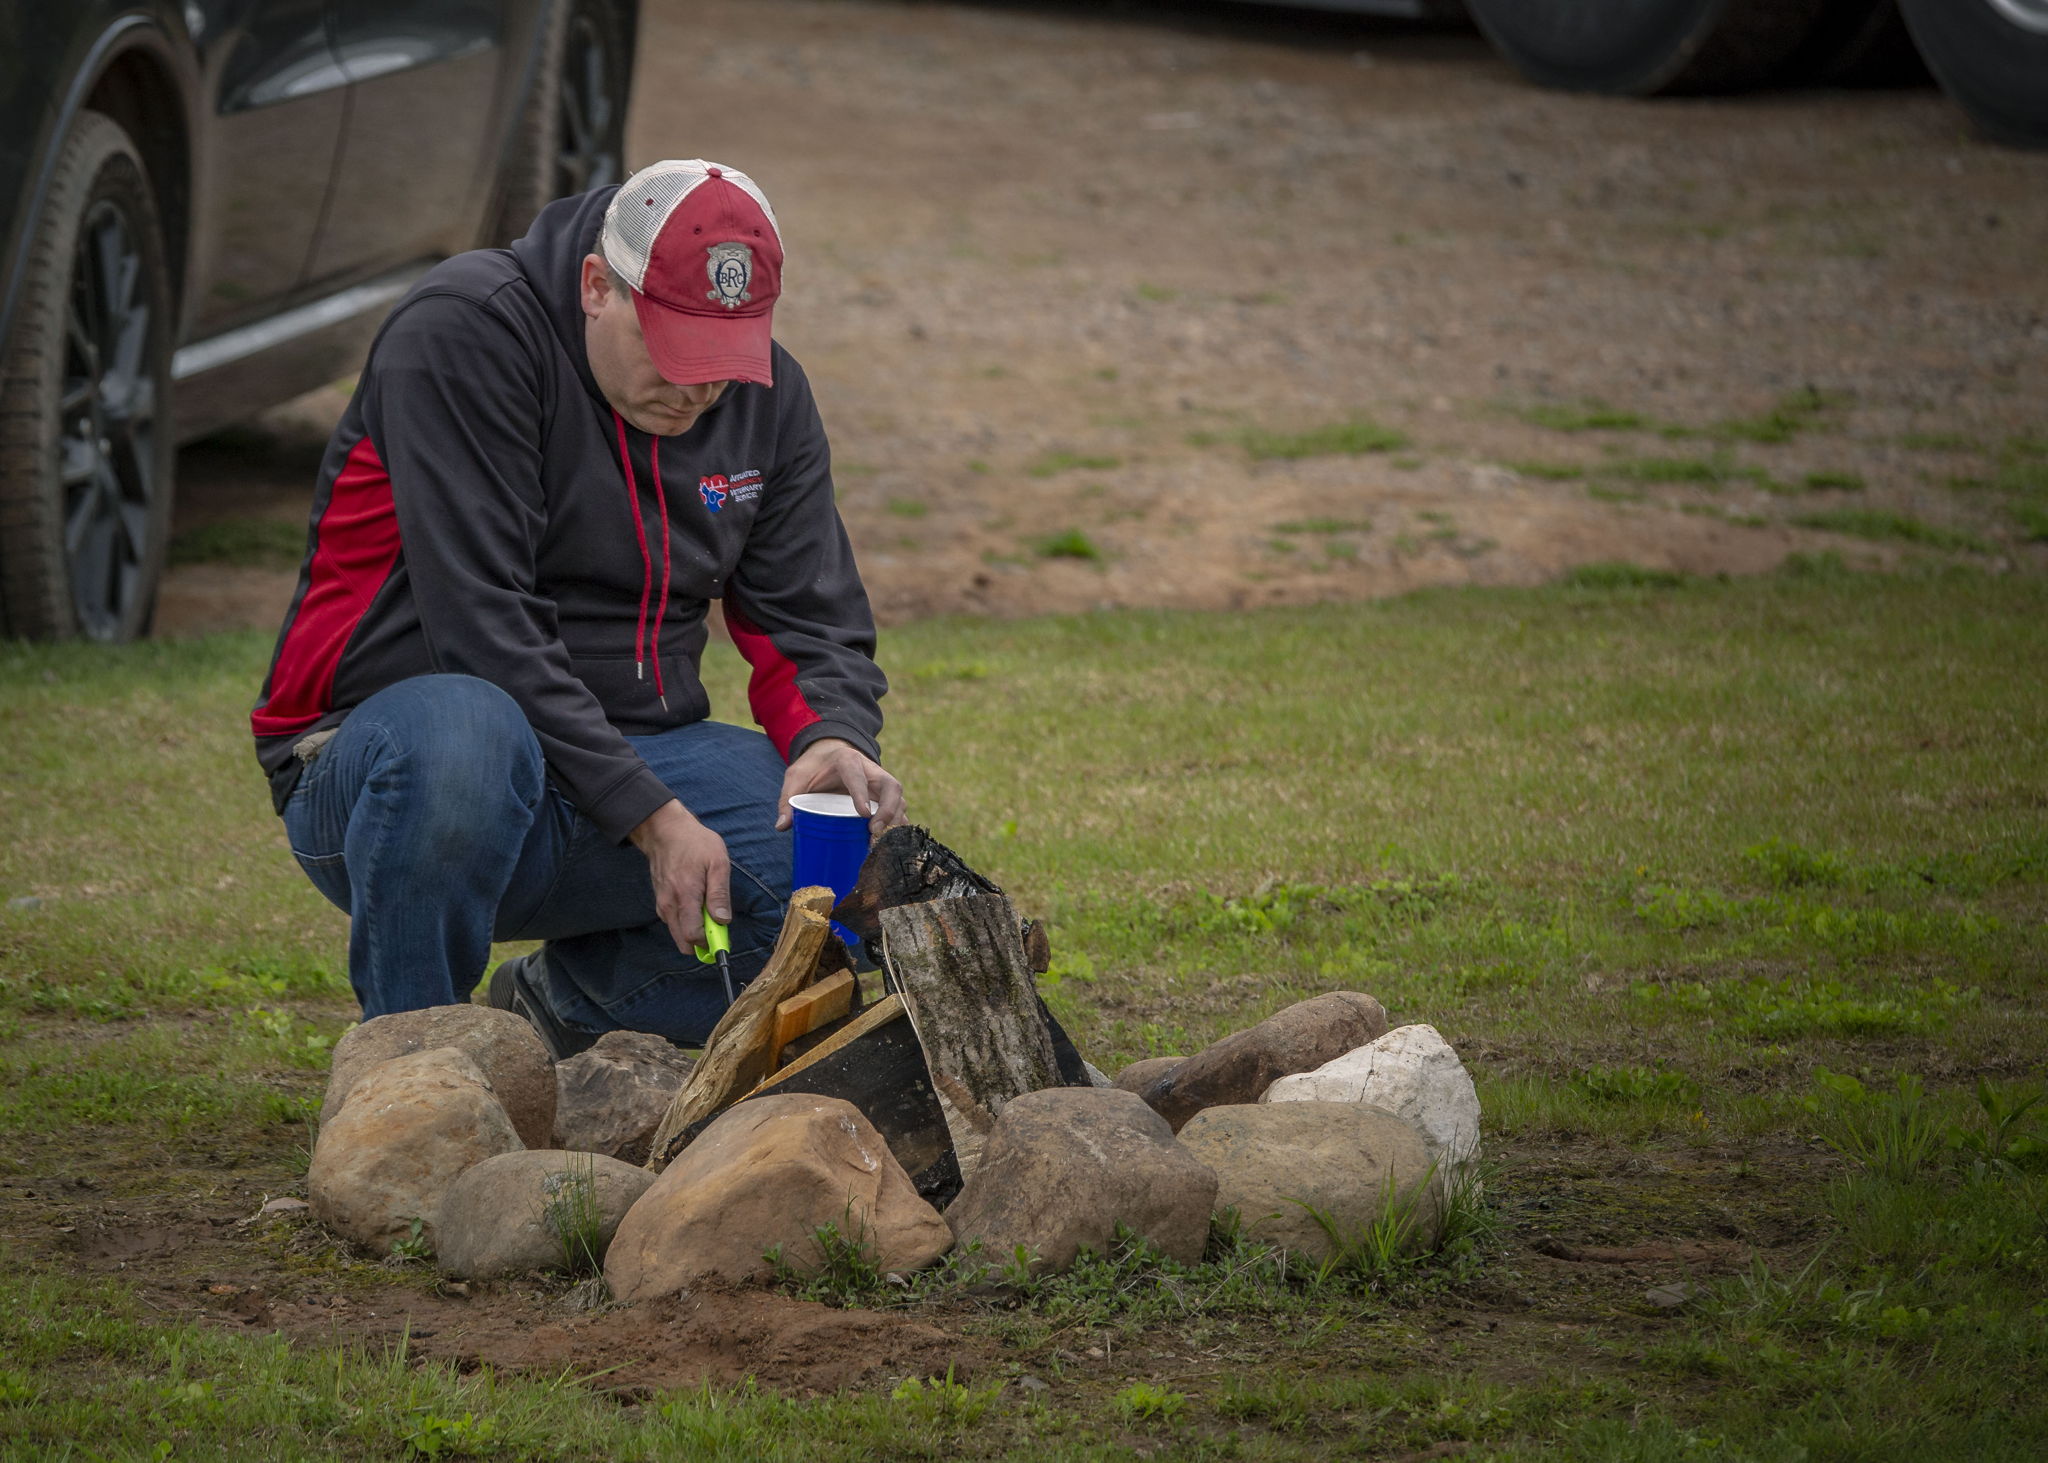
top-left (612, 410), bottom-right (660, 704)
top-left (648, 444), bottom-right (672, 709)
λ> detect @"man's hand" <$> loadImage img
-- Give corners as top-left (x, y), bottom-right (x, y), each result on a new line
top-left (628, 800), bottom-right (730, 956)
top-left (777, 737), bottom-right (906, 836)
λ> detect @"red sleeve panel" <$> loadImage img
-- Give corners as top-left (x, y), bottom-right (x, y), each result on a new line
top-left (250, 435), bottom-right (401, 739)
top-left (724, 598), bottom-right (821, 759)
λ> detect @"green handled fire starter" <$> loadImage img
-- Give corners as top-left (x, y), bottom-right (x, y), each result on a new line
top-left (694, 910), bottom-right (734, 1006)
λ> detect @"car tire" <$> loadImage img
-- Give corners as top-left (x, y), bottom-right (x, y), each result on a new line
top-left (1899, 0), bottom-right (2048, 147)
top-left (491, 0), bottom-right (630, 243)
top-left (0, 110), bottom-right (175, 643)
top-left (1465, 0), bottom-right (1832, 95)
top-left (1781, 0), bottom-right (1928, 87)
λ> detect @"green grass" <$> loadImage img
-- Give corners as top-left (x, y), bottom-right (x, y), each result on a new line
top-left (1792, 508), bottom-right (1991, 554)
top-left (1272, 517), bottom-right (1372, 535)
top-left (1799, 470), bottom-right (1864, 492)
top-left (1504, 460), bottom-right (1585, 481)
top-left (1027, 527), bottom-right (1103, 561)
top-left (166, 518), bottom-right (308, 570)
top-left (1195, 418), bottom-right (1410, 460)
top-left (1514, 400), bottom-right (1645, 433)
top-left (3, 564), bottom-right (2047, 1456)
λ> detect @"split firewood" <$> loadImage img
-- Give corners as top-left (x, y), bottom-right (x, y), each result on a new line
top-left (880, 892), bottom-right (1062, 1178)
top-left (771, 968), bottom-right (855, 1068)
top-left (644, 886), bottom-right (835, 1171)
top-left (830, 825), bottom-right (1002, 943)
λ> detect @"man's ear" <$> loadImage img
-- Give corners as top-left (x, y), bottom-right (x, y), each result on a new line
top-left (579, 254), bottom-right (609, 321)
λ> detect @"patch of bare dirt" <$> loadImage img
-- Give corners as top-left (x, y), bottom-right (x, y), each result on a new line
top-left (156, 0), bottom-right (2048, 640)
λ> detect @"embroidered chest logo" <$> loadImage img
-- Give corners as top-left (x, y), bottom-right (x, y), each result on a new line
top-left (705, 242), bottom-right (754, 309)
top-left (700, 469), bottom-right (763, 511)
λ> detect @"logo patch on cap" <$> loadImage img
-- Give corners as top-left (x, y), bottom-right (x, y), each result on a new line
top-left (705, 243), bottom-right (754, 309)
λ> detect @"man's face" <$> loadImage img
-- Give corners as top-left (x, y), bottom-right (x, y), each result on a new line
top-left (580, 254), bottom-right (729, 436)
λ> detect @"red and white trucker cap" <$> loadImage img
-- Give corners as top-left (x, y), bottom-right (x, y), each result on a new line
top-left (601, 159), bottom-right (783, 387)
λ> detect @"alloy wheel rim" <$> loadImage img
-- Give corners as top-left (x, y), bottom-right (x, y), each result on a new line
top-left (60, 197), bottom-right (157, 641)
top-left (556, 6), bottom-right (620, 198)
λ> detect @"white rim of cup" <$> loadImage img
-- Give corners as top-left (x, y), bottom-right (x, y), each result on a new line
top-left (788, 793), bottom-right (863, 818)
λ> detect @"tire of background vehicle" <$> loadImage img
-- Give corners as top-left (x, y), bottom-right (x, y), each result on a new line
top-left (490, 0), bottom-right (630, 244)
top-left (0, 110), bottom-right (175, 643)
top-left (1464, 0), bottom-right (1833, 96)
top-left (1780, 0), bottom-right (1928, 87)
top-left (1898, 0), bottom-right (2048, 147)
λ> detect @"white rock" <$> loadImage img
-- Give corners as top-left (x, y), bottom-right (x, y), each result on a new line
top-left (1262, 1023), bottom-right (1480, 1184)
top-left (1081, 1060), bottom-right (1114, 1089)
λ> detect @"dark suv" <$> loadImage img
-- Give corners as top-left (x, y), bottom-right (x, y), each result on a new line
top-left (0, 0), bottom-right (638, 642)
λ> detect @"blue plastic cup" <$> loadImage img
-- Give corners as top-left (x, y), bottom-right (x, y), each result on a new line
top-left (789, 792), bottom-right (872, 946)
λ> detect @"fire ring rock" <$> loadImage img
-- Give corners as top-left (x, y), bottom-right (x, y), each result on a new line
top-left (1136, 991), bottom-right (1389, 1131)
top-left (944, 1087), bottom-right (1217, 1275)
top-left (1263, 1023), bottom-right (1481, 1187)
top-left (603, 1094), bottom-right (952, 1301)
top-left (553, 1030), bottom-right (696, 1164)
top-left (434, 1149), bottom-right (657, 1280)
top-left (1177, 1101), bottom-right (1441, 1262)
top-left (308, 1046), bottom-right (524, 1256)
top-left (322, 1004), bottom-right (555, 1150)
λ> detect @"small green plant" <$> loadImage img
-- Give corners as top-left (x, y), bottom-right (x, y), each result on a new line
top-left (404, 1409), bottom-right (498, 1458)
top-left (1504, 460), bottom-right (1586, 480)
top-left (2010, 502), bottom-right (2048, 543)
top-left (1792, 509), bottom-right (1989, 554)
top-left (0, 1370), bottom-right (37, 1407)
top-left (387, 1217), bottom-right (433, 1264)
top-left (1287, 1165), bottom-right (1438, 1287)
top-left (1711, 387), bottom-right (1848, 445)
top-left (1801, 470), bottom-right (1865, 492)
top-left (1235, 418), bottom-right (1409, 460)
top-left (1744, 836), bottom-right (1850, 890)
top-left (1804, 1069), bottom-right (1941, 1182)
top-left (891, 1366), bottom-right (998, 1428)
top-left (1948, 1078), bottom-right (2047, 1173)
top-left (885, 497), bottom-right (929, 518)
top-left (768, 1209), bottom-right (890, 1305)
top-left (1517, 400), bottom-right (1645, 432)
top-left (1114, 1381), bottom-right (1187, 1425)
top-left (540, 1154), bottom-right (605, 1276)
top-left (1030, 528), bottom-right (1103, 561)
top-left (1571, 1065), bottom-right (1699, 1105)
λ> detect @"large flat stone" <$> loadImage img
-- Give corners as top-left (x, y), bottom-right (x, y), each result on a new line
top-left (945, 1087), bottom-right (1216, 1274)
top-left (604, 1094), bottom-right (952, 1300)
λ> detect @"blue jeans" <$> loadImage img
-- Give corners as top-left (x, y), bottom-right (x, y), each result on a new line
top-left (281, 674), bottom-right (792, 1044)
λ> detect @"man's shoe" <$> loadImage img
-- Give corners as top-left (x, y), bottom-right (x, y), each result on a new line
top-left (487, 952), bottom-right (599, 1062)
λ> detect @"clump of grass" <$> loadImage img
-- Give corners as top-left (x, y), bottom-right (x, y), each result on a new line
top-left (1030, 528), bottom-right (1104, 561)
top-left (1792, 509), bottom-right (1989, 554)
top-left (2011, 503), bottom-right (2048, 543)
top-left (1274, 517), bottom-right (1372, 535)
top-left (1711, 387), bottom-right (1848, 445)
top-left (1114, 1382), bottom-right (1187, 1426)
top-left (1571, 1065), bottom-right (1699, 1105)
top-left (540, 1154), bottom-right (605, 1276)
top-left (767, 1212), bottom-right (890, 1306)
top-left (1518, 400), bottom-right (1645, 432)
top-left (1026, 450), bottom-right (1121, 478)
top-left (1745, 836), bottom-right (1849, 889)
top-left (891, 1367), bottom-right (1000, 1428)
top-left (1801, 470), bottom-right (1865, 492)
top-left (1897, 431), bottom-right (1976, 452)
top-left (1228, 419), bottom-right (1410, 460)
top-left (1600, 454), bottom-right (1765, 489)
top-left (1803, 1069), bottom-right (1941, 1182)
top-left (1562, 562), bottom-right (1687, 590)
top-left (1505, 460), bottom-right (1585, 480)
top-left (885, 497), bottom-right (929, 519)
top-left (1586, 483), bottom-right (1647, 504)
top-left (167, 518), bottom-right (306, 570)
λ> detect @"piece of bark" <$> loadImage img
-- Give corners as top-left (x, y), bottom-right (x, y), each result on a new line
top-left (881, 892), bottom-right (1062, 1179)
top-left (772, 969), bottom-right (855, 1069)
top-left (644, 886), bottom-right (835, 1171)
top-left (831, 825), bottom-right (1002, 943)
